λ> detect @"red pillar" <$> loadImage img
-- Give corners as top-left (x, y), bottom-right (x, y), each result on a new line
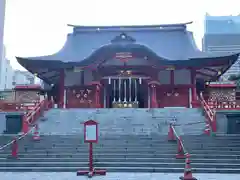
top-left (58, 69), bottom-right (64, 108)
top-left (95, 85), bottom-right (101, 108)
top-left (170, 70), bottom-right (174, 86)
top-left (191, 69), bottom-right (197, 106)
top-left (150, 84), bottom-right (158, 108)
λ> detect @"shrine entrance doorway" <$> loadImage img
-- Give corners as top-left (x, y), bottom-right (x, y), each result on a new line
top-left (104, 77), bottom-right (148, 108)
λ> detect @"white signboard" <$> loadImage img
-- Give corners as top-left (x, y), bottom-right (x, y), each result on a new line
top-left (85, 125), bottom-right (97, 141)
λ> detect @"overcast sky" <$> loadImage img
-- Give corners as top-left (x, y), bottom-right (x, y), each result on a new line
top-left (4, 0), bottom-right (240, 70)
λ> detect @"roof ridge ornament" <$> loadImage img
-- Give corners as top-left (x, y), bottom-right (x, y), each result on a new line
top-left (111, 33), bottom-right (136, 44)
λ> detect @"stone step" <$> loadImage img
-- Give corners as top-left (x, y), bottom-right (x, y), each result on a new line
top-left (4, 157), bottom-right (240, 164)
top-left (15, 148), bottom-right (240, 153)
top-left (0, 149), bottom-right (180, 154)
top-left (2, 161), bottom-right (240, 169)
top-left (0, 165), bottom-right (240, 173)
top-left (1, 153), bottom-right (239, 159)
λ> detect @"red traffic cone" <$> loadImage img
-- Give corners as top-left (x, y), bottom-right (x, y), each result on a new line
top-left (179, 154), bottom-right (197, 180)
top-left (11, 138), bottom-right (18, 159)
top-left (33, 125), bottom-right (40, 141)
top-left (204, 124), bottom-right (210, 136)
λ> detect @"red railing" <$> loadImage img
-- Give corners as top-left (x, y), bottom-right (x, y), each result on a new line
top-left (168, 124), bottom-right (197, 179)
top-left (0, 123), bottom-right (40, 159)
top-left (22, 98), bottom-right (54, 134)
top-left (0, 98), bottom-right (54, 158)
top-left (207, 101), bottom-right (240, 110)
top-left (199, 93), bottom-right (216, 134)
top-left (168, 123), bottom-right (188, 159)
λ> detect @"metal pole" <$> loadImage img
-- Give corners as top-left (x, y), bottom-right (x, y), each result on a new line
top-left (113, 79), bottom-right (116, 102)
top-left (118, 78), bottom-right (121, 102)
top-left (134, 79), bottom-right (137, 102)
top-left (63, 89), bottom-right (67, 108)
top-left (124, 80), bottom-right (127, 102)
top-left (129, 78), bottom-right (132, 102)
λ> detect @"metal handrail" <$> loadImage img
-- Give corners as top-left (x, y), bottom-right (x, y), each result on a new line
top-left (170, 124), bottom-right (187, 155)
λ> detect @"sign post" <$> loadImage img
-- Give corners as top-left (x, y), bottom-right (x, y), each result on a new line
top-left (77, 120), bottom-right (106, 178)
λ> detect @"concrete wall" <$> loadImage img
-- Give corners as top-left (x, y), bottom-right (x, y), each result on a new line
top-left (216, 112), bottom-right (228, 134)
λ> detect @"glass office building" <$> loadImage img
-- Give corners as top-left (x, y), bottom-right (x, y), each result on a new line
top-left (203, 15), bottom-right (240, 79)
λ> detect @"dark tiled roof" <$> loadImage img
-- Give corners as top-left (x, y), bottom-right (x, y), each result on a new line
top-left (16, 23), bottom-right (240, 84)
top-left (17, 23), bottom-right (238, 65)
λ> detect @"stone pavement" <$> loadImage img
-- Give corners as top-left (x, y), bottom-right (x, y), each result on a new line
top-left (0, 173), bottom-right (240, 180)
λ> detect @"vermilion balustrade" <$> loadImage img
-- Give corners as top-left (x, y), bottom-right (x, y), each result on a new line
top-left (207, 100), bottom-right (240, 110)
top-left (199, 93), bottom-right (216, 134)
top-left (22, 98), bottom-right (54, 134)
top-left (168, 123), bottom-right (188, 159)
top-left (0, 98), bottom-right (54, 159)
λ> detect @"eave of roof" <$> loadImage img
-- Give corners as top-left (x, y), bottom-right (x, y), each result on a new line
top-left (68, 22), bottom-right (193, 31)
top-left (16, 52), bottom-right (239, 85)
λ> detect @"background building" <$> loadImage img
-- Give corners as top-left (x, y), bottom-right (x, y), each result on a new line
top-left (12, 70), bottom-right (35, 86)
top-left (203, 14), bottom-right (240, 80)
top-left (0, 0), bottom-right (8, 90)
top-left (0, 0), bottom-right (5, 70)
top-left (0, 45), bottom-right (14, 90)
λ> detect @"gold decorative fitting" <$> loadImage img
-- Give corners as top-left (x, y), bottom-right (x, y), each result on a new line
top-left (166, 66), bottom-right (175, 70)
top-left (87, 89), bottom-right (91, 94)
top-left (126, 70), bottom-right (131, 75)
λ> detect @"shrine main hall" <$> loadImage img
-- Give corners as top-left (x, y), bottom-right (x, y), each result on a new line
top-left (16, 22), bottom-right (239, 108)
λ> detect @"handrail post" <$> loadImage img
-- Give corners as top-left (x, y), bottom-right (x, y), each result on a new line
top-left (211, 114), bottom-right (217, 136)
top-left (22, 115), bottom-right (29, 134)
top-left (11, 138), bottom-right (18, 159)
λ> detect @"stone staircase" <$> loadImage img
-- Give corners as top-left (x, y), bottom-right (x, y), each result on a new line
top-left (0, 135), bottom-right (186, 172)
top-left (1, 134), bottom-right (240, 173)
top-left (181, 135), bottom-right (240, 173)
top-left (38, 108), bottom-right (205, 135)
top-left (0, 107), bottom-right (215, 173)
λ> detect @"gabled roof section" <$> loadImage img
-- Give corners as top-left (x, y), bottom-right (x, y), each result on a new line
top-left (17, 22), bottom-right (239, 72)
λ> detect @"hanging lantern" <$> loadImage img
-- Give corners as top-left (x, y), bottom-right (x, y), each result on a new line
top-left (139, 78), bottom-right (142, 84)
